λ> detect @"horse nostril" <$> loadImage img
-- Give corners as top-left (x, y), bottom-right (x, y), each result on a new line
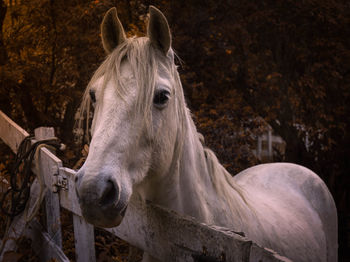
top-left (99, 180), bottom-right (118, 207)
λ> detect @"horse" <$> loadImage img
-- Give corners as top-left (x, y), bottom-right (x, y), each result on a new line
top-left (75, 6), bottom-right (338, 262)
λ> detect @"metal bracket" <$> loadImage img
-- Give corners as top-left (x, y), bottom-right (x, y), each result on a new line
top-left (52, 168), bottom-right (68, 193)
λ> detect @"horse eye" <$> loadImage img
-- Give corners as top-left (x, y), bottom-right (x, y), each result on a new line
top-left (89, 90), bottom-right (96, 103)
top-left (153, 90), bottom-right (170, 107)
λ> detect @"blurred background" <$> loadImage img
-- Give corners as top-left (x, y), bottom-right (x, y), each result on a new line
top-left (0, 0), bottom-right (349, 261)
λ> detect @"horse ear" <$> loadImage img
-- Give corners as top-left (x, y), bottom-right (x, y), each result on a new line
top-left (148, 6), bottom-right (171, 55)
top-left (101, 7), bottom-right (126, 54)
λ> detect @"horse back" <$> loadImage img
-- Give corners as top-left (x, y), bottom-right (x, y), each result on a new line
top-left (234, 162), bottom-right (337, 262)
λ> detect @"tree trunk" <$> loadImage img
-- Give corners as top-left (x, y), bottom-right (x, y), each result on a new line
top-left (18, 84), bottom-right (54, 129)
top-left (61, 97), bottom-right (80, 143)
top-left (0, 0), bottom-right (8, 65)
top-left (268, 119), bottom-right (311, 166)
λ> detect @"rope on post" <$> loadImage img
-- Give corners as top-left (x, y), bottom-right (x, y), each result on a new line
top-left (0, 136), bottom-right (64, 254)
top-left (0, 137), bottom-right (62, 219)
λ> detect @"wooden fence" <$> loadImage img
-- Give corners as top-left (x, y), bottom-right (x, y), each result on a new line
top-left (254, 128), bottom-right (286, 162)
top-left (0, 110), bottom-right (292, 262)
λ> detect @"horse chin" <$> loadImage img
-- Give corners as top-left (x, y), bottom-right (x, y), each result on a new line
top-left (90, 214), bottom-right (124, 228)
top-left (81, 205), bottom-right (127, 228)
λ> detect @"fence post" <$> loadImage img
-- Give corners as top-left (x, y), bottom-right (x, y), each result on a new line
top-left (257, 136), bottom-right (262, 160)
top-left (34, 127), bottom-right (63, 253)
top-left (267, 129), bottom-right (272, 160)
top-left (73, 215), bottom-right (96, 262)
top-left (34, 127), bottom-right (96, 262)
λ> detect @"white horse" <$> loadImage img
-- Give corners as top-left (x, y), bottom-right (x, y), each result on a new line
top-left (75, 6), bottom-right (337, 262)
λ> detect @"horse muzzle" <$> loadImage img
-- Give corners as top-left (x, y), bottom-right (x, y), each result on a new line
top-left (75, 170), bottom-right (128, 228)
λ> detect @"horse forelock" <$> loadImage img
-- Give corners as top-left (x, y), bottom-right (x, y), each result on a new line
top-left (76, 36), bottom-right (185, 144)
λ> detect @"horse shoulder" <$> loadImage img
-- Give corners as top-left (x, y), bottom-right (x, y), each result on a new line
top-left (234, 163), bottom-right (331, 205)
top-left (234, 163), bottom-right (336, 222)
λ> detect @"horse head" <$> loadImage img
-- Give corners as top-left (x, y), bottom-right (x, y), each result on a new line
top-left (75, 6), bottom-right (185, 228)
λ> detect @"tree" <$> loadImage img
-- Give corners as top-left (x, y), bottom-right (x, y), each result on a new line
top-left (0, 0), bottom-right (7, 65)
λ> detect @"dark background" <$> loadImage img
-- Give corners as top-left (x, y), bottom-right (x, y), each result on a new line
top-left (0, 0), bottom-right (349, 260)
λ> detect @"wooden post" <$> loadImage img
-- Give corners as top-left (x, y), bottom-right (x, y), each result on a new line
top-left (267, 129), bottom-right (272, 161)
top-left (257, 136), bottom-right (262, 160)
top-left (34, 127), bottom-right (63, 251)
top-left (73, 215), bottom-right (96, 262)
top-left (58, 167), bottom-right (96, 262)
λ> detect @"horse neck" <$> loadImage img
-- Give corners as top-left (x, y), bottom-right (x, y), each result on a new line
top-left (175, 112), bottom-right (214, 217)
top-left (171, 110), bottom-right (252, 228)
top-left (132, 106), bottom-right (252, 229)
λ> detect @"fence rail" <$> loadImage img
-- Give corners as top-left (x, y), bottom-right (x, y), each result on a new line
top-left (0, 110), bottom-right (291, 262)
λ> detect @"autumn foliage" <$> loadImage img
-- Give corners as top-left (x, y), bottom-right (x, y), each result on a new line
top-left (0, 0), bottom-right (349, 260)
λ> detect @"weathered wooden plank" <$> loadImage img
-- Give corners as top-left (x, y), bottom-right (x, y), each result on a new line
top-left (34, 127), bottom-right (63, 250)
top-left (57, 167), bottom-right (290, 261)
top-left (0, 110), bottom-right (29, 153)
top-left (249, 243), bottom-right (293, 262)
top-left (108, 201), bottom-right (290, 262)
top-left (73, 214), bottom-right (96, 262)
top-left (24, 219), bottom-right (70, 262)
top-left (108, 201), bottom-right (253, 261)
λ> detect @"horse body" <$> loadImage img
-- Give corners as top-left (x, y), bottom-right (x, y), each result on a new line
top-left (134, 103), bottom-right (336, 262)
top-left (234, 163), bottom-right (336, 262)
top-left (75, 6), bottom-right (337, 262)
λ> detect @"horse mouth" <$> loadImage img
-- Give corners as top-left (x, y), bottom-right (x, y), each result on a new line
top-left (81, 203), bottom-right (128, 228)
top-left (76, 174), bottom-right (129, 228)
